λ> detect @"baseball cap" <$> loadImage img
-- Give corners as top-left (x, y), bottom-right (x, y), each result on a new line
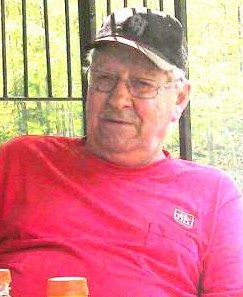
top-left (87, 7), bottom-right (187, 72)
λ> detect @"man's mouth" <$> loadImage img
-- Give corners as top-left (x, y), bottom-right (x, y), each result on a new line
top-left (100, 115), bottom-right (134, 125)
top-left (104, 118), bottom-right (132, 124)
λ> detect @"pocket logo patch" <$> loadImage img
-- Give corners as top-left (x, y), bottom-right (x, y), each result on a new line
top-left (173, 208), bottom-right (195, 228)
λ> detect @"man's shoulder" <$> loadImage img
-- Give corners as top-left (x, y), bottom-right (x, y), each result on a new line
top-left (170, 157), bottom-right (232, 183)
top-left (0, 135), bottom-right (84, 156)
top-left (166, 158), bottom-right (241, 206)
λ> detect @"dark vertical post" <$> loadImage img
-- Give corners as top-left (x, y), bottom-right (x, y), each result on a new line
top-left (107, 0), bottom-right (111, 16)
top-left (174, 0), bottom-right (192, 160)
top-left (78, 0), bottom-right (96, 135)
top-left (22, 0), bottom-right (29, 97)
top-left (64, 0), bottom-right (72, 97)
top-left (143, 0), bottom-right (147, 7)
top-left (1, 0), bottom-right (7, 97)
top-left (124, 0), bottom-right (128, 7)
top-left (43, 0), bottom-right (53, 98)
top-left (159, 0), bottom-right (164, 11)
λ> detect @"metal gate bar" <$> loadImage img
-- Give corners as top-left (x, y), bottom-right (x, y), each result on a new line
top-left (22, 0), bottom-right (28, 97)
top-left (64, 0), bottom-right (72, 97)
top-left (1, 0), bottom-right (7, 97)
top-left (174, 0), bottom-right (192, 160)
top-left (0, 0), bottom-right (192, 160)
top-left (43, 0), bottom-right (53, 98)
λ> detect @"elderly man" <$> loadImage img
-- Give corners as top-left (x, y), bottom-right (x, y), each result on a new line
top-left (0, 7), bottom-right (243, 297)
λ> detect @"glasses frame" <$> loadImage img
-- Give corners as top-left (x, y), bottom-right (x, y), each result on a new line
top-left (86, 68), bottom-right (180, 99)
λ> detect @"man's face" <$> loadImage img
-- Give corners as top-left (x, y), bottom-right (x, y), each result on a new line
top-left (85, 44), bottom-right (189, 166)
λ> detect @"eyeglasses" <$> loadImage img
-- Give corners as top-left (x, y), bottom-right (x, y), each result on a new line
top-left (87, 68), bottom-right (177, 99)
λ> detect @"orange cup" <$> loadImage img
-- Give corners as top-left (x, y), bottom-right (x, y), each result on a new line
top-left (47, 276), bottom-right (89, 297)
top-left (0, 269), bottom-right (11, 284)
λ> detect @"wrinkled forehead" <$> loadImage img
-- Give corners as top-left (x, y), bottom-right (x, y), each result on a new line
top-left (88, 43), bottom-right (185, 82)
top-left (89, 43), bottom-right (165, 72)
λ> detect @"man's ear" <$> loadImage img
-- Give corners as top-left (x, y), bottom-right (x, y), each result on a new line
top-left (171, 80), bottom-right (191, 122)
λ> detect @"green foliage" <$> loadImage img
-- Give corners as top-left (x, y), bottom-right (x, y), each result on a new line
top-left (0, 0), bottom-right (83, 139)
top-left (187, 0), bottom-right (243, 186)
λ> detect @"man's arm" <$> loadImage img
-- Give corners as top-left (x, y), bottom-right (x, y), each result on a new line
top-left (201, 175), bottom-right (243, 296)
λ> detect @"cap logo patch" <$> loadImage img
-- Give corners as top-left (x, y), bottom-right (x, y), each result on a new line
top-left (123, 14), bottom-right (148, 37)
top-left (173, 208), bottom-right (195, 228)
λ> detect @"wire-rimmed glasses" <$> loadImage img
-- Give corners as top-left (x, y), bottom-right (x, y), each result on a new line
top-left (87, 68), bottom-right (177, 99)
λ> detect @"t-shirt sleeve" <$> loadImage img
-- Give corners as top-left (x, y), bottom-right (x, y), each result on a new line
top-left (0, 137), bottom-right (28, 219)
top-left (201, 173), bottom-right (243, 296)
top-left (0, 140), bottom-right (11, 218)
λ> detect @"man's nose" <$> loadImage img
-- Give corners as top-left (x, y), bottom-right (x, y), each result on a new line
top-left (107, 78), bottom-right (133, 109)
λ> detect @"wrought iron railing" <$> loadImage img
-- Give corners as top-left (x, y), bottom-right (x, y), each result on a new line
top-left (0, 0), bottom-right (191, 159)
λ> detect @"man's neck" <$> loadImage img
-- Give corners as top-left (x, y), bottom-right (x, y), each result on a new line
top-left (84, 145), bottom-right (166, 168)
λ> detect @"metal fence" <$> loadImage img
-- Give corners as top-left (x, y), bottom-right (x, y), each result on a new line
top-left (0, 0), bottom-right (191, 158)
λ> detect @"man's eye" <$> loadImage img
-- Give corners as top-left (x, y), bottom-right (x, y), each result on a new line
top-left (96, 73), bottom-right (114, 83)
top-left (130, 79), bottom-right (154, 91)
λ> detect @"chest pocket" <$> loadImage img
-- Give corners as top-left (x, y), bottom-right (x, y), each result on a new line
top-left (145, 222), bottom-right (199, 257)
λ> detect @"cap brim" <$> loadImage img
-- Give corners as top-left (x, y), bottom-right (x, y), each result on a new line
top-left (89, 36), bottom-right (175, 71)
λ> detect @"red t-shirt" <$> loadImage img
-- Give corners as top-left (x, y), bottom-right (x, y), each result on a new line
top-left (0, 135), bottom-right (243, 297)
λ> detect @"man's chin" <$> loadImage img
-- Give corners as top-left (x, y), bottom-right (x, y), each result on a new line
top-left (100, 140), bottom-right (135, 153)
top-left (89, 136), bottom-right (139, 156)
